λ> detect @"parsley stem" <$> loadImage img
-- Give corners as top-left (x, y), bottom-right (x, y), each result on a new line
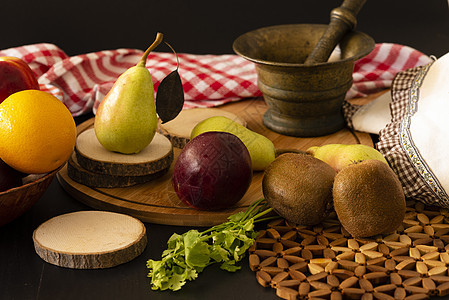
top-left (236, 198), bottom-right (266, 223)
top-left (252, 207), bottom-right (274, 220)
top-left (254, 215), bottom-right (281, 224)
top-left (244, 198), bottom-right (265, 218)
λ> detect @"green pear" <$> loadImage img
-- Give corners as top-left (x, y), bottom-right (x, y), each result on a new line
top-left (306, 143), bottom-right (388, 172)
top-left (94, 33), bottom-right (163, 154)
top-left (190, 116), bottom-right (276, 171)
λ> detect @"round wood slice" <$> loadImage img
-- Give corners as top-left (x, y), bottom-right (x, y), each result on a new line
top-left (33, 211), bottom-right (147, 269)
top-left (158, 107), bottom-right (246, 148)
top-left (76, 129), bottom-right (173, 176)
top-left (67, 152), bottom-right (170, 188)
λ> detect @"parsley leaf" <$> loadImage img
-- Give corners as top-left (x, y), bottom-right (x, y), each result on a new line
top-left (146, 198), bottom-right (276, 291)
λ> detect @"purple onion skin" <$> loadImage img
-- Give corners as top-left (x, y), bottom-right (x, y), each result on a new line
top-left (172, 131), bottom-right (252, 210)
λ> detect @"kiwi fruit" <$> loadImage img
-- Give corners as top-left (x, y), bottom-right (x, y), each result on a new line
top-left (333, 159), bottom-right (406, 238)
top-left (262, 153), bottom-right (336, 226)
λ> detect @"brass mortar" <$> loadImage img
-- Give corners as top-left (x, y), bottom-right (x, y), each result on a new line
top-left (233, 24), bottom-right (375, 137)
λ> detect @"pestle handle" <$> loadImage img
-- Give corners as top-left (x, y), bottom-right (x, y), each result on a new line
top-left (304, 0), bottom-right (367, 65)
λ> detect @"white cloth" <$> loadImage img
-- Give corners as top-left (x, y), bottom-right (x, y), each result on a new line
top-left (409, 52), bottom-right (449, 193)
top-left (352, 91), bottom-right (393, 134)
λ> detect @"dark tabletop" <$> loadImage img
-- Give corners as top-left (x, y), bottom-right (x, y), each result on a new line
top-left (1, 1), bottom-right (449, 299)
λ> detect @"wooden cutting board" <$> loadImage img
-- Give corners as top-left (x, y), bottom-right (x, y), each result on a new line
top-left (57, 97), bottom-right (375, 227)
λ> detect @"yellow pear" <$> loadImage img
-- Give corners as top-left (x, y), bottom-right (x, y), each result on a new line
top-left (190, 116), bottom-right (276, 171)
top-left (306, 144), bottom-right (388, 172)
top-left (94, 33), bottom-right (163, 154)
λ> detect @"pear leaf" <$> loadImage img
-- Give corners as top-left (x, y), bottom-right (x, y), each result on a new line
top-left (156, 69), bottom-right (184, 123)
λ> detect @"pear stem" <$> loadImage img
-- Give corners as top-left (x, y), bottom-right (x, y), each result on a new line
top-left (164, 41), bottom-right (179, 71)
top-left (137, 32), bottom-right (163, 67)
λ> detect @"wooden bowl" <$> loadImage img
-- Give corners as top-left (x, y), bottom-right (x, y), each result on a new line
top-left (0, 167), bottom-right (59, 227)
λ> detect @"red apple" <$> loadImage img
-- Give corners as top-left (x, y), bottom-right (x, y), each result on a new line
top-left (0, 56), bottom-right (39, 103)
top-left (172, 131), bottom-right (252, 210)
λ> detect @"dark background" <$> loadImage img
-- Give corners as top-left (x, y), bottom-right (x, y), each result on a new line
top-left (1, 0), bottom-right (448, 57)
top-left (1, 1), bottom-right (449, 300)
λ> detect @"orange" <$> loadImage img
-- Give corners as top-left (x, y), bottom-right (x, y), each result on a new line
top-left (0, 90), bottom-right (77, 174)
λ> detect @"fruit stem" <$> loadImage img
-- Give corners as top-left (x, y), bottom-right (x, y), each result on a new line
top-left (137, 32), bottom-right (164, 67)
top-left (164, 41), bottom-right (179, 70)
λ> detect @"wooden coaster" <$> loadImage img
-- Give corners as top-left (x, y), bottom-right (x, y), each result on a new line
top-left (75, 129), bottom-right (173, 176)
top-left (33, 211), bottom-right (147, 269)
top-left (67, 152), bottom-right (170, 188)
top-left (157, 107), bottom-right (246, 148)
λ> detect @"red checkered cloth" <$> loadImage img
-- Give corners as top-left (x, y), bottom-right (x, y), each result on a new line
top-left (0, 42), bottom-right (433, 116)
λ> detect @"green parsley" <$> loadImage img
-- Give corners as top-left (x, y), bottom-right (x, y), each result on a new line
top-left (146, 198), bottom-right (275, 291)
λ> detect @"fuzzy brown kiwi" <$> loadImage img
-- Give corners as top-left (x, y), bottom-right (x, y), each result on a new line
top-left (332, 159), bottom-right (406, 238)
top-left (262, 153), bottom-right (336, 226)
